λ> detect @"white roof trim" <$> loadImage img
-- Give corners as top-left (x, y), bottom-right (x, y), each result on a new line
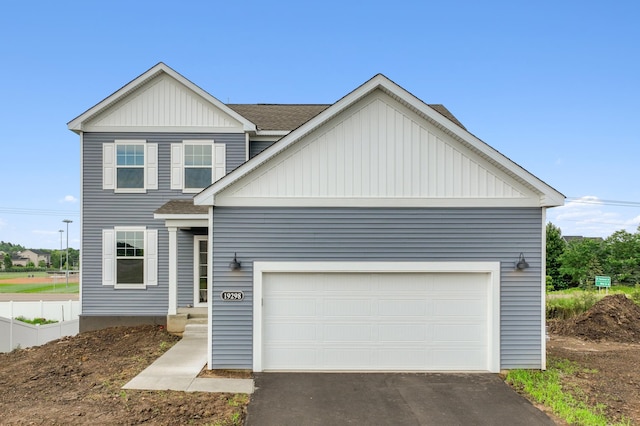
top-left (197, 73), bottom-right (561, 208)
top-left (68, 62), bottom-right (256, 133)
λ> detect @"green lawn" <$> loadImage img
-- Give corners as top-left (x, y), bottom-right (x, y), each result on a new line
top-left (0, 283), bottom-right (79, 294)
top-left (0, 271), bottom-right (49, 280)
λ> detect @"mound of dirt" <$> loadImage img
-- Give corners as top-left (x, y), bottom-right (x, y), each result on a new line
top-left (0, 325), bottom-right (248, 425)
top-left (549, 294), bottom-right (640, 343)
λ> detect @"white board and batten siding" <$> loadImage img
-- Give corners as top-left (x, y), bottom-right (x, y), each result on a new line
top-left (217, 90), bottom-right (541, 208)
top-left (78, 73), bottom-right (246, 132)
top-left (253, 262), bottom-right (501, 373)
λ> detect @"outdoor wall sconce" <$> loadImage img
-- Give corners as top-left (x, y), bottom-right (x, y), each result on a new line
top-left (515, 253), bottom-right (530, 270)
top-left (229, 253), bottom-right (241, 271)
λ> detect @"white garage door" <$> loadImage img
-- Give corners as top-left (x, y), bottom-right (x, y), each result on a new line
top-left (260, 271), bottom-right (492, 372)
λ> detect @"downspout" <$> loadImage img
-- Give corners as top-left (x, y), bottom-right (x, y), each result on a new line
top-left (541, 207), bottom-right (547, 370)
top-left (207, 206), bottom-right (214, 369)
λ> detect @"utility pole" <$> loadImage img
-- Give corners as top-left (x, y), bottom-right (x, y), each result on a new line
top-left (58, 229), bottom-right (64, 271)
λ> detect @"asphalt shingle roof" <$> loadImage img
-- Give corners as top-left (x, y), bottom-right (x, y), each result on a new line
top-left (227, 103), bottom-right (465, 132)
top-left (154, 199), bottom-right (209, 215)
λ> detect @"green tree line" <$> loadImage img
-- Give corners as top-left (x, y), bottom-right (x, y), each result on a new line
top-left (546, 223), bottom-right (640, 290)
top-left (2, 248), bottom-right (79, 270)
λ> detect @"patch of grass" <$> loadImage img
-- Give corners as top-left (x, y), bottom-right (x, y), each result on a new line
top-left (506, 357), bottom-right (629, 426)
top-left (0, 272), bottom-right (49, 280)
top-left (15, 316), bottom-right (58, 325)
top-left (0, 282), bottom-right (79, 293)
top-left (546, 291), bottom-right (599, 320)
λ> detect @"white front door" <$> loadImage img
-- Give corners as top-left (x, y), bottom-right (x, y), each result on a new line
top-left (194, 236), bottom-right (208, 307)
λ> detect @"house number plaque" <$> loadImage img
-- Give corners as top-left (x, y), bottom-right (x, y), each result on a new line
top-left (220, 291), bottom-right (244, 301)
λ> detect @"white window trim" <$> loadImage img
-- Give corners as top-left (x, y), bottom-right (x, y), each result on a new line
top-left (102, 226), bottom-right (158, 289)
top-left (171, 140), bottom-right (225, 193)
top-left (252, 261), bottom-right (501, 373)
top-left (103, 140), bottom-right (158, 193)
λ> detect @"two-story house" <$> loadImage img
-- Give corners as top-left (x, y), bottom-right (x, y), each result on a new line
top-left (69, 63), bottom-right (563, 372)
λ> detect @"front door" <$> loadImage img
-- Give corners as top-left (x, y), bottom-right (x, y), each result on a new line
top-left (194, 236), bottom-right (208, 307)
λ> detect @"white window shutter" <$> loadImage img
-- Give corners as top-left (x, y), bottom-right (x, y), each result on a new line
top-left (102, 229), bottom-right (115, 286)
top-left (170, 143), bottom-right (183, 190)
top-left (213, 143), bottom-right (226, 182)
top-left (145, 229), bottom-right (158, 286)
top-left (103, 144), bottom-right (115, 190)
top-left (146, 143), bottom-right (158, 190)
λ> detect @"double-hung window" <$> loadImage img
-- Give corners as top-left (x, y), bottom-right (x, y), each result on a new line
top-left (184, 143), bottom-right (212, 189)
top-left (103, 140), bottom-right (158, 192)
top-left (117, 144), bottom-right (145, 189)
top-left (102, 227), bottom-right (157, 289)
top-left (171, 140), bottom-right (226, 192)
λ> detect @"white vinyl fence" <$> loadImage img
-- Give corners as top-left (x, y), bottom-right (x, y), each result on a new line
top-left (0, 300), bottom-right (80, 352)
top-left (0, 317), bottom-right (79, 353)
top-left (0, 300), bottom-right (80, 322)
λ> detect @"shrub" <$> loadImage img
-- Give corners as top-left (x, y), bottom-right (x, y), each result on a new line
top-left (14, 316), bottom-right (58, 325)
top-left (546, 292), bottom-right (598, 320)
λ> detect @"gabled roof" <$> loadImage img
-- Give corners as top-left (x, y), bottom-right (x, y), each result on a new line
top-left (67, 63), bottom-right (256, 133)
top-left (227, 104), bottom-right (330, 131)
top-left (195, 73), bottom-right (564, 208)
top-left (227, 103), bottom-right (466, 132)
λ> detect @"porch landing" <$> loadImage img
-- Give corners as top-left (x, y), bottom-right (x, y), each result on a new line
top-left (167, 307), bottom-right (207, 335)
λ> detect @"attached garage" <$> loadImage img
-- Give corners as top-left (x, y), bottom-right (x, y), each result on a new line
top-left (195, 74), bottom-right (565, 372)
top-left (253, 262), bottom-right (501, 373)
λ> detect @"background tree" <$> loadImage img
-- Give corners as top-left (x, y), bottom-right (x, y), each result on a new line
top-left (4, 253), bottom-right (12, 269)
top-left (604, 230), bottom-right (640, 285)
top-left (559, 238), bottom-right (604, 288)
top-left (546, 223), bottom-right (566, 289)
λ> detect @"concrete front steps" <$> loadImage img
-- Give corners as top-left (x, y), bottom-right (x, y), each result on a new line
top-left (167, 307), bottom-right (207, 336)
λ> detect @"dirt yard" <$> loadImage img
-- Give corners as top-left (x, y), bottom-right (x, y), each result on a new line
top-left (0, 325), bottom-right (247, 425)
top-left (546, 294), bottom-right (640, 424)
top-left (1, 295), bottom-right (639, 425)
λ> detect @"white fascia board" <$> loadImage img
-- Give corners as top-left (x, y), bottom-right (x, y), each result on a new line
top-left (153, 213), bottom-right (209, 220)
top-left (215, 197), bottom-right (542, 208)
top-left (68, 63), bottom-right (256, 133)
top-left (195, 74), bottom-right (564, 208)
top-left (254, 130), bottom-right (290, 136)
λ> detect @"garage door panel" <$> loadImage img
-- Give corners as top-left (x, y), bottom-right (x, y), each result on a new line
top-left (261, 271), bottom-right (491, 371)
top-left (378, 299), bottom-right (428, 316)
top-left (434, 298), bottom-right (485, 316)
top-left (432, 348), bottom-right (486, 371)
top-left (433, 324), bottom-right (485, 343)
top-left (378, 324), bottom-right (428, 341)
top-left (265, 297), bottom-right (318, 317)
top-left (324, 299), bottom-right (372, 316)
top-left (264, 322), bottom-right (318, 341)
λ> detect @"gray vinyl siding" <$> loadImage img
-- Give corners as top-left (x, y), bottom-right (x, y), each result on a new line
top-left (211, 207), bottom-right (543, 370)
top-left (81, 132), bottom-right (244, 316)
top-left (249, 141), bottom-right (275, 159)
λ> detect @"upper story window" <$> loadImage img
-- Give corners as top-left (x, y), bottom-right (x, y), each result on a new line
top-left (184, 144), bottom-right (213, 189)
top-left (117, 144), bottom-right (145, 189)
top-left (171, 140), bottom-right (226, 193)
top-left (103, 140), bottom-right (158, 193)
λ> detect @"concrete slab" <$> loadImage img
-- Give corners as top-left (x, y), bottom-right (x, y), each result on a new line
top-left (122, 334), bottom-right (254, 394)
top-left (189, 378), bottom-right (255, 393)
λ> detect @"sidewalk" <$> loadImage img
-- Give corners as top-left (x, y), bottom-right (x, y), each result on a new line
top-left (123, 331), bottom-right (254, 394)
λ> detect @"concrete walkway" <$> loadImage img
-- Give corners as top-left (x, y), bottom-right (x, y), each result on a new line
top-left (123, 331), bottom-right (254, 394)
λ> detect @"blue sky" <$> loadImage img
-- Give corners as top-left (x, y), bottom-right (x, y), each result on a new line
top-left (1, 0), bottom-right (639, 250)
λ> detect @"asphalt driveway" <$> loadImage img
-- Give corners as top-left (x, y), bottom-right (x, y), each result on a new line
top-left (245, 373), bottom-right (554, 426)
